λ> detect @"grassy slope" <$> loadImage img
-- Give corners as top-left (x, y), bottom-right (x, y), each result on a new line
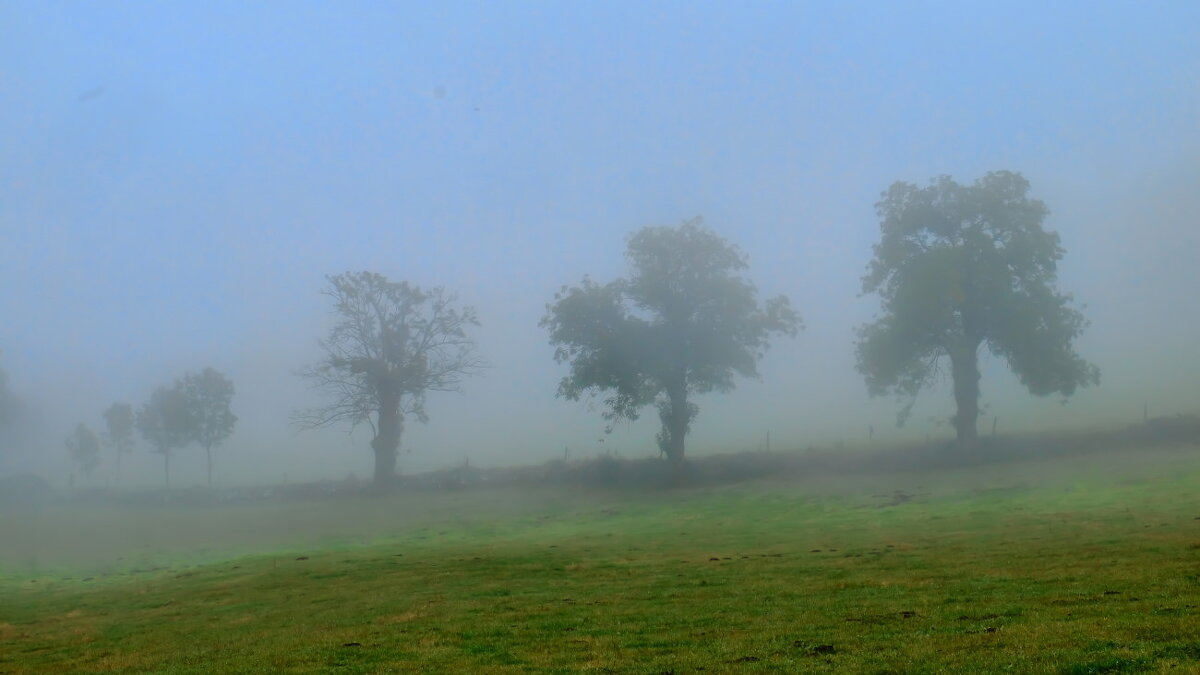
top-left (3, 447), bottom-right (1200, 673)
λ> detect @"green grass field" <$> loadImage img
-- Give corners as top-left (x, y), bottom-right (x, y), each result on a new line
top-left (3, 445), bottom-right (1200, 673)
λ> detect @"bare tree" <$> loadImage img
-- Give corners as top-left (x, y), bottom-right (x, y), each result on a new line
top-left (294, 272), bottom-right (485, 489)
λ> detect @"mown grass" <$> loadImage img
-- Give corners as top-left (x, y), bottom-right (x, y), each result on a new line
top-left (2, 446), bottom-right (1200, 673)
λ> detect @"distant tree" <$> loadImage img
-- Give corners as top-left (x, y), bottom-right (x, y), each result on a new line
top-left (179, 368), bottom-right (237, 486)
top-left (137, 384), bottom-right (191, 487)
top-left (541, 218), bottom-right (800, 464)
top-left (0, 353), bottom-right (21, 438)
top-left (102, 402), bottom-right (135, 485)
top-left (295, 272), bottom-right (485, 489)
top-left (856, 171), bottom-right (1100, 443)
top-left (65, 423), bottom-right (101, 480)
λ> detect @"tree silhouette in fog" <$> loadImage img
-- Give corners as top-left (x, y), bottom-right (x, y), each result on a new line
top-left (542, 218), bottom-right (799, 465)
top-left (65, 423), bottom-right (100, 480)
top-left (0, 353), bottom-right (20, 444)
top-left (179, 368), bottom-right (237, 487)
top-left (102, 402), bottom-right (135, 485)
top-left (295, 272), bottom-right (485, 489)
top-left (137, 384), bottom-right (191, 487)
top-left (856, 171), bottom-right (1100, 443)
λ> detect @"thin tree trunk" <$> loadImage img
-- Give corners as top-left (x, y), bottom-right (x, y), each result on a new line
top-left (950, 342), bottom-right (981, 444)
top-left (163, 451), bottom-right (170, 488)
top-left (205, 444), bottom-right (212, 487)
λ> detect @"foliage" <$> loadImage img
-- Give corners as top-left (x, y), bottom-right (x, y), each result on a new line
top-left (179, 367), bottom-right (237, 486)
top-left (179, 369), bottom-right (237, 451)
top-left (856, 171), bottom-right (1099, 440)
top-left (102, 402), bottom-right (135, 483)
top-left (295, 271), bottom-right (484, 486)
top-left (64, 422), bottom-right (100, 477)
top-left (542, 218), bottom-right (798, 462)
top-left (102, 402), bottom-right (135, 452)
top-left (136, 384), bottom-right (191, 486)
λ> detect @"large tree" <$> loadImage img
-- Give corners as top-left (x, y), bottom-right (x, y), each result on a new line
top-left (542, 218), bottom-right (799, 464)
top-left (856, 171), bottom-right (1100, 442)
top-left (179, 368), bottom-right (237, 486)
top-left (102, 402), bottom-right (135, 485)
top-left (137, 384), bottom-right (191, 487)
top-left (65, 423), bottom-right (101, 480)
top-left (295, 272), bottom-right (484, 488)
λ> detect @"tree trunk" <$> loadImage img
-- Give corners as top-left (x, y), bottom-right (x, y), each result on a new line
top-left (163, 451), bottom-right (171, 488)
top-left (205, 444), bottom-right (213, 487)
top-left (660, 378), bottom-right (689, 464)
top-left (115, 448), bottom-right (121, 487)
top-left (371, 391), bottom-right (404, 490)
top-left (372, 447), bottom-right (397, 489)
top-left (949, 342), bottom-right (981, 444)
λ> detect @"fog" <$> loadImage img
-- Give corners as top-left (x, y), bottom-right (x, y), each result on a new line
top-left (2, 3), bottom-right (1198, 488)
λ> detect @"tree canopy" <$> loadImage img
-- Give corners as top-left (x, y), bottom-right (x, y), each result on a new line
top-left (856, 171), bottom-right (1100, 441)
top-left (179, 368), bottom-right (237, 486)
top-left (542, 218), bottom-right (799, 463)
top-left (295, 272), bottom-right (484, 488)
top-left (102, 402), bottom-right (135, 485)
top-left (136, 384), bottom-right (191, 487)
top-left (65, 423), bottom-right (101, 479)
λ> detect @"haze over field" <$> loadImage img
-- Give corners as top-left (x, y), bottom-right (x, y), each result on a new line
top-left (2, 2), bottom-right (1198, 486)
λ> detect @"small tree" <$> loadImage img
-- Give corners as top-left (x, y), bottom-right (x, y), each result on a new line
top-left (102, 402), bottom-right (135, 485)
top-left (180, 368), bottom-right (237, 486)
top-left (856, 171), bottom-right (1100, 442)
top-left (295, 272), bottom-right (485, 489)
top-left (137, 384), bottom-right (191, 487)
top-left (65, 423), bottom-right (101, 480)
top-left (542, 218), bottom-right (799, 464)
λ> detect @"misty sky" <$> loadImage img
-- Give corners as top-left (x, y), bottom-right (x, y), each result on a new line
top-left (2, 2), bottom-right (1198, 485)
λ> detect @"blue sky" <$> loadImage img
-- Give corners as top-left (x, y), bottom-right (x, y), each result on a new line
top-left (2, 2), bottom-right (1198, 484)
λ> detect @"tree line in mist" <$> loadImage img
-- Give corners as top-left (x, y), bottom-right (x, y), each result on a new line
top-left (63, 368), bottom-right (236, 488)
top-left (6, 170), bottom-right (1100, 490)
